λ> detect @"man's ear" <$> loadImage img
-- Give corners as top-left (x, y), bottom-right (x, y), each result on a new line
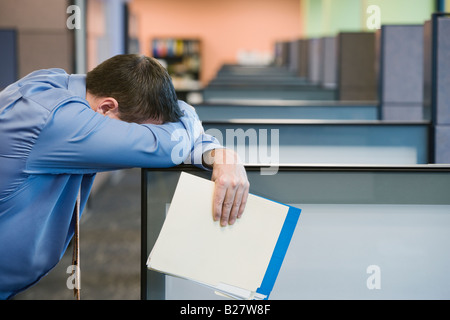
top-left (97, 97), bottom-right (119, 117)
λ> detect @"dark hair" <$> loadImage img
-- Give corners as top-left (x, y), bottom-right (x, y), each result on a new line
top-left (86, 54), bottom-right (183, 123)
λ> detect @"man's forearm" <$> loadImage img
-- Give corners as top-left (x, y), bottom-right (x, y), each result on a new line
top-left (202, 148), bottom-right (241, 168)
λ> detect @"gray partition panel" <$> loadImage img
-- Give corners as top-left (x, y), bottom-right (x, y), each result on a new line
top-left (289, 39), bottom-right (300, 75)
top-left (202, 85), bottom-right (336, 101)
top-left (378, 25), bottom-right (424, 121)
top-left (436, 125), bottom-right (450, 162)
top-left (217, 65), bottom-right (293, 77)
top-left (201, 120), bottom-right (429, 165)
top-left (424, 14), bottom-right (450, 163)
top-left (435, 17), bottom-right (450, 125)
top-left (338, 32), bottom-right (377, 101)
top-left (141, 165), bottom-right (450, 300)
top-left (307, 38), bottom-right (321, 85)
top-left (434, 16), bottom-right (450, 164)
top-left (321, 37), bottom-right (337, 89)
top-left (298, 39), bottom-right (309, 79)
top-left (274, 41), bottom-right (290, 67)
top-left (0, 29), bottom-right (17, 90)
top-left (208, 76), bottom-right (308, 86)
top-left (193, 101), bottom-right (378, 121)
top-left (288, 39), bottom-right (308, 77)
top-left (423, 20), bottom-right (432, 122)
top-left (18, 31), bottom-right (74, 77)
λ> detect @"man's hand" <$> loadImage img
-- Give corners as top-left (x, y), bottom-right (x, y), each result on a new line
top-left (204, 148), bottom-right (249, 226)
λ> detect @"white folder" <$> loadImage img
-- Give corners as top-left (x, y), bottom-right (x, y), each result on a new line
top-left (147, 172), bottom-right (301, 300)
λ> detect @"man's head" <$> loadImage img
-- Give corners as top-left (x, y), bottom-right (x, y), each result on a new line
top-left (86, 54), bottom-right (183, 124)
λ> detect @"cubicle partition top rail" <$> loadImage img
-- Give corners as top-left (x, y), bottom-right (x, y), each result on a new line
top-left (141, 164), bottom-right (450, 300)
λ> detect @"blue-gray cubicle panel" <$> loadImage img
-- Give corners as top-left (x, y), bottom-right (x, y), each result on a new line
top-left (424, 14), bottom-right (450, 164)
top-left (193, 101), bottom-right (378, 121)
top-left (141, 165), bottom-right (450, 300)
top-left (201, 120), bottom-right (430, 165)
top-left (202, 85), bottom-right (336, 101)
top-left (378, 25), bottom-right (424, 121)
top-left (216, 65), bottom-right (295, 77)
top-left (208, 76), bottom-right (308, 86)
top-left (0, 29), bottom-right (17, 90)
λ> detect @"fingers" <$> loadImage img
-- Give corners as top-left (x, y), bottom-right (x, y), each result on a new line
top-left (213, 176), bottom-right (228, 223)
top-left (213, 175), bottom-right (249, 226)
top-left (237, 186), bottom-right (249, 219)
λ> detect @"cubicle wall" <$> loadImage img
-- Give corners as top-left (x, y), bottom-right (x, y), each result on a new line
top-left (320, 36), bottom-right (337, 89)
top-left (203, 83), bottom-right (336, 101)
top-left (193, 101), bottom-right (378, 121)
top-left (200, 15), bottom-right (450, 164)
top-left (216, 64), bottom-right (295, 78)
top-left (201, 120), bottom-right (430, 165)
top-left (141, 165), bottom-right (450, 300)
top-left (424, 13), bottom-right (450, 163)
top-left (203, 32), bottom-right (377, 102)
top-left (203, 64), bottom-right (331, 101)
top-left (211, 64), bottom-right (306, 86)
top-left (0, 29), bottom-right (17, 90)
top-left (337, 32), bottom-right (377, 101)
top-left (0, 0), bottom-right (74, 78)
top-left (307, 38), bottom-right (321, 85)
top-left (281, 32), bottom-right (377, 101)
top-left (377, 25), bottom-right (424, 121)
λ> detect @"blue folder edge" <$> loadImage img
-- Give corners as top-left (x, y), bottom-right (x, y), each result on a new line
top-left (256, 205), bottom-right (301, 300)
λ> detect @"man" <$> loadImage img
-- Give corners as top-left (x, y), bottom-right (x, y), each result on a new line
top-left (0, 54), bottom-right (249, 299)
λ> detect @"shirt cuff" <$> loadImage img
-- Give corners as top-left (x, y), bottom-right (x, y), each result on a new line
top-left (183, 136), bottom-right (224, 170)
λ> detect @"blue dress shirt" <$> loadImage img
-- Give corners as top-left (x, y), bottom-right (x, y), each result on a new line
top-left (0, 68), bottom-right (220, 299)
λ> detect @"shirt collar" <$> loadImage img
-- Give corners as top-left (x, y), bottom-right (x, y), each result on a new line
top-left (68, 74), bottom-right (87, 102)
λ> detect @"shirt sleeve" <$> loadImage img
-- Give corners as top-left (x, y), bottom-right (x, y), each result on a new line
top-left (177, 101), bottom-right (223, 170)
top-left (25, 99), bottom-right (207, 174)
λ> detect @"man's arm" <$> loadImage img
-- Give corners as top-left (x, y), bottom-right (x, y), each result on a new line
top-left (25, 100), bottom-right (197, 174)
top-left (27, 98), bottom-right (250, 224)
